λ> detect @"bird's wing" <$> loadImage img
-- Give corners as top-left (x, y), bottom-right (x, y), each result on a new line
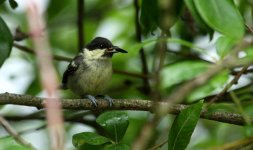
top-left (61, 55), bottom-right (84, 89)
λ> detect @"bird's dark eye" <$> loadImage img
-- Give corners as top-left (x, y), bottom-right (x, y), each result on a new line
top-left (100, 44), bottom-right (103, 48)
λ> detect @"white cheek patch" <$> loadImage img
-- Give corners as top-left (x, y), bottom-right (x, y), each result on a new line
top-left (84, 48), bottom-right (106, 59)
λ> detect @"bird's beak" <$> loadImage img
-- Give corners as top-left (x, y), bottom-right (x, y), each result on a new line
top-left (107, 46), bottom-right (127, 53)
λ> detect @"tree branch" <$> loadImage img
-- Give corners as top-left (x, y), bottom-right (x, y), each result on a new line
top-left (13, 43), bottom-right (72, 62)
top-left (4, 115), bottom-right (99, 129)
top-left (77, 0), bottom-right (85, 52)
top-left (134, 0), bottom-right (151, 94)
top-left (207, 65), bottom-right (249, 106)
top-left (0, 92), bottom-right (252, 126)
top-left (0, 116), bottom-right (36, 149)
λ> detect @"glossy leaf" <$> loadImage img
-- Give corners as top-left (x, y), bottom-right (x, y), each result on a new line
top-left (0, 17), bottom-right (13, 68)
top-left (96, 111), bottom-right (129, 142)
top-left (72, 132), bottom-right (110, 148)
top-left (193, 0), bottom-right (244, 40)
top-left (168, 101), bottom-right (203, 150)
top-left (140, 0), bottom-right (158, 34)
top-left (8, 0), bottom-right (17, 9)
top-left (216, 36), bottom-right (235, 59)
top-left (103, 143), bottom-right (130, 150)
top-left (184, 0), bottom-right (212, 35)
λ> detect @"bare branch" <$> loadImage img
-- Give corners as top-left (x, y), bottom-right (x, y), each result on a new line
top-left (77, 0), bottom-right (85, 52)
top-left (13, 43), bottom-right (72, 62)
top-left (134, 0), bottom-right (151, 94)
top-left (148, 139), bottom-right (168, 150)
top-left (132, 40), bottom-right (253, 150)
top-left (0, 92), bottom-right (252, 126)
top-left (215, 137), bottom-right (253, 150)
top-left (0, 116), bottom-right (36, 149)
top-left (206, 65), bottom-right (249, 107)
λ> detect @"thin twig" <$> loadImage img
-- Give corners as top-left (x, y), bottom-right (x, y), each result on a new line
top-left (246, 24), bottom-right (253, 35)
top-left (210, 137), bottom-right (253, 150)
top-left (164, 40), bottom-right (252, 107)
top-left (231, 68), bottom-right (253, 75)
top-left (0, 116), bottom-right (36, 149)
top-left (230, 92), bottom-right (251, 125)
top-left (132, 40), bottom-right (253, 150)
top-left (77, 0), bottom-right (85, 52)
top-left (148, 139), bottom-right (168, 150)
top-left (134, 0), bottom-right (151, 94)
top-left (13, 43), bottom-right (72, 62)
top-left (4, 115), bottom-right (98, 129)
top-left (151, 32), bottom-right (167, 100)
top-left (206, 65), bottom-right (249, 107)
top-left (113, 69), bottom-right (148, 79)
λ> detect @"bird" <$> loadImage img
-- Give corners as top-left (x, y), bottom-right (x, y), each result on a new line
top-left (61, 37), bottom-right (127, 107)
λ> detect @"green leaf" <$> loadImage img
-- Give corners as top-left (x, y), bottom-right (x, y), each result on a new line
top-left (193, 0), bottom-right (245, 40)
top-left (187, 70), bottom-right (229, 102)
top-left (0, 17), bottom-right (13, 68)
top-left (184, 0), bottom-right (213, 36)
top-left (0, 137), bottom-right (31, 150)
top-left (72, 132), bottom-right (110, 148)
top-left (103, 143), bottom-right (130, 150)
top-left (96, 111), bottom-right (129, 142)
top-left (8, 0), bottom-right (18, 9)
top-left (161, 61), bottom-right (209, 89)
top-left (168, 101), bottom-right (203, 150)
top-left (216, 36), bottom-right (235, 59)
top-left (140, 0), bottom-right (159, 34)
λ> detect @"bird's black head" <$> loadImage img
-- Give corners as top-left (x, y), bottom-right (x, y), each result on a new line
top-left (86, 37), bottom-right (127, 57)
top-left (86, 37), bottom-right (113, 50)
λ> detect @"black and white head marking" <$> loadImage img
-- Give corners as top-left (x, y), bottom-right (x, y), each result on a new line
top-left (86, 37), bottom-right (113, 51)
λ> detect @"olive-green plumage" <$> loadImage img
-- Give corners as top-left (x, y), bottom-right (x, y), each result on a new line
top-left (62, 37), bottom-right (127, 98)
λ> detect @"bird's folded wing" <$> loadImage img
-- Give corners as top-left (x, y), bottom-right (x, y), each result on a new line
top-left (61, 54), bottom-right (84, 89)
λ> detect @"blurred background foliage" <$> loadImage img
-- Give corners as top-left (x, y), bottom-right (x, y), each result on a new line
top-left (0, 0), bottom-right (253, 149)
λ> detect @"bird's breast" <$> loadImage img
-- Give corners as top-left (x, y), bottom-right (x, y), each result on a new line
top-left (68, 59), bottom-right (112, 96)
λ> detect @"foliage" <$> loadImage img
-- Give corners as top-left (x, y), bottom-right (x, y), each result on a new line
top-left (0, 137), bottom-right (31, 150)
top-left (0, 16), bottom-right (12, 67)
top-left (168, 101), bottom-right (203, 150)
top-left (72, 111), bottom-right (129, 149)
top-left (0, 0), bottom-right (253, 150)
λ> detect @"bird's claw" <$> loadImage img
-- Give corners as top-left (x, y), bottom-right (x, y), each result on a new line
top-left (104, 95), bottom-right (113, 107)
top-left (96, 95), bottom-right (113, 107)
top-left (85, 95), bottom-right (98, 107)
top-left (83, 95), bottom-right (113, 108)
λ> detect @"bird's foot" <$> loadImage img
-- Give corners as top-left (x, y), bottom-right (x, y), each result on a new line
top-left (84, 95), bottom-right (98, 107)
top-left (96, 95), bottom-right (113, 107)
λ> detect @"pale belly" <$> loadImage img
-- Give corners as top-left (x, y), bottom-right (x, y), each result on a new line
top-left (67, 60), bottom-right (112, 96)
